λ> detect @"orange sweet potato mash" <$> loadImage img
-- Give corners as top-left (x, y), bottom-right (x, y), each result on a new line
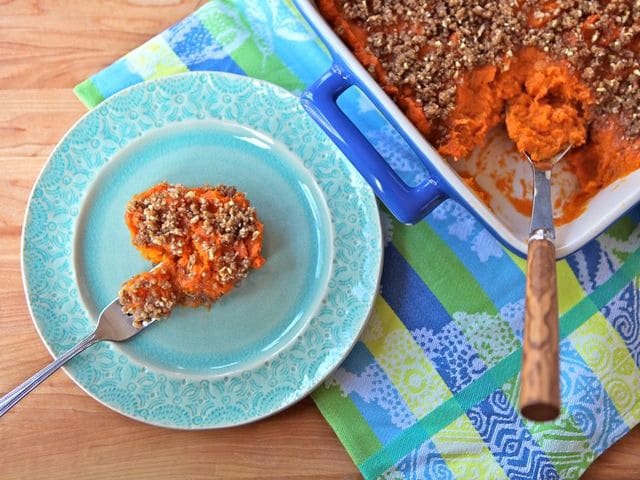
top-left (119, 183), bottom-right (265, 326)
top-left (440, 49), bottom-right (593, 165)
top-left (318, 0), bottom-right (640, 224)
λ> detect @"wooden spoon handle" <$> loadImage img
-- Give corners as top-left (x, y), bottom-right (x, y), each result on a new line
top-left (520, 238), bottom-right (560, 421)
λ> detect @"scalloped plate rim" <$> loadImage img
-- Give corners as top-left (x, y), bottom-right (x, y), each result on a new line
top-left (20, 71), bottom-right (384, 429)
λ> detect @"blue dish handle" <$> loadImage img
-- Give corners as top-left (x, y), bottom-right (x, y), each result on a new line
top-left (300, 63), bottom-right (446, 224)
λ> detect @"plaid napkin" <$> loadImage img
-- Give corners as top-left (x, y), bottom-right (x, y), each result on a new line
top-left (75, 1), bottom-right (640, 478)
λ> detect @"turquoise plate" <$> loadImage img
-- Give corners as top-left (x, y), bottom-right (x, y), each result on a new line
top-left (22, 72), bottom-right (382, 429)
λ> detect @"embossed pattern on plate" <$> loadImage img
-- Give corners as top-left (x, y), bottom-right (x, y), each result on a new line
top-left (22, 72), bottom-right (382, 429)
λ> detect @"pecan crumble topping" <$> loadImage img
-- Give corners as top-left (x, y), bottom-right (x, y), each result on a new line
top-left (339, 0), bottom-right (640, 138)
top-left (119, 183), bottom-right (265, 327)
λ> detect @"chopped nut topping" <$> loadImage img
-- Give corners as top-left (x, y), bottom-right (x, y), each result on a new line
top-left (119, 183), bottom-right (265, 326)
top-left (119, 267), bottom-right (178, 327)
top-left (335, 0), bottom-right (640, 138)
top-left (129, 183), bottom-right (258, 261)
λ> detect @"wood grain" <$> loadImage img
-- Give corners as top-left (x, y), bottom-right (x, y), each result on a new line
top-left (521, 238), bottom-right (560, 422)
top-left (0, 1), bottom-right (637, 478)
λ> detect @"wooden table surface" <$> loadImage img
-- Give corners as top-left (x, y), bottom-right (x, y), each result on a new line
top-left (0, 1), bottom-right (638, 478)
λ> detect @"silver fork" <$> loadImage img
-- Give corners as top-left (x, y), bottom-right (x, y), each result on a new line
top-left (0, 298), bottom-right (154, 417)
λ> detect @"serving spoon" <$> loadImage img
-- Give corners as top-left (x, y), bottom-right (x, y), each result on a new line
top-left (0, 297), bottom-right (154, 417)
top-left (519, 145), bottom-right (571, 422)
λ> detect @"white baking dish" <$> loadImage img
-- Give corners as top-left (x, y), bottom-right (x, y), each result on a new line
top-left (294, 0), bottom-right (640, 257)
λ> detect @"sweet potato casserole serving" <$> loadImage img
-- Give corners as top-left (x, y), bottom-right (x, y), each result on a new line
top-left (318, 0), bottom-right (640, 223)
top-left (119, 183), bottom-right (265, 326)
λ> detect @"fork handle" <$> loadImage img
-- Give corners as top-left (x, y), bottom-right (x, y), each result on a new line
top-left (0, 332), bottom-right (99, 417)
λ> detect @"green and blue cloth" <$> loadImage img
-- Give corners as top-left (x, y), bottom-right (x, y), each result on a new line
top-left (74, 1), bottom-right (640, 478)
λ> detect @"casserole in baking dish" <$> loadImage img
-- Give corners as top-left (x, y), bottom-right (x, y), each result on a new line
top-left (294, 0), bottom-right (640, 257)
